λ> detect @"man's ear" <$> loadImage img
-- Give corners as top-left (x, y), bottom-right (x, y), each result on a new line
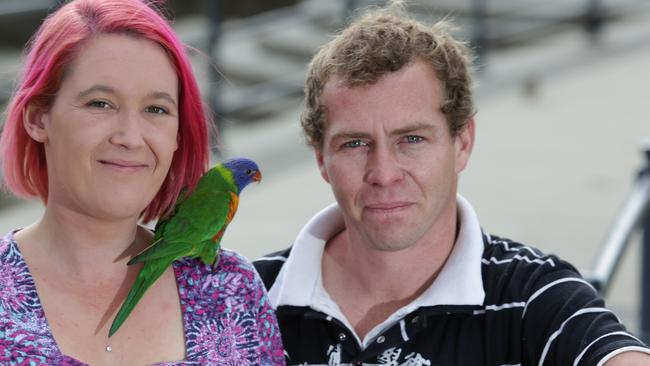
top-left (315, 148), bottom-right (330, 184)
top-left (454, 117), bottom-right (475, 174)
top-left (23, 103), bottom-right (49, 143)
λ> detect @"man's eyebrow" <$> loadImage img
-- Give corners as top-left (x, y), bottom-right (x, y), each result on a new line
top-left (390, 122), bottom-right (437, 136)
top-left (76, 84), bottom-right (115, 99)
top-left (329, 123), bottom-right (438, 141)
top-left (329, 130), bottom-right (372, 141)
top-left (148, 91), bottom-right (178, 108)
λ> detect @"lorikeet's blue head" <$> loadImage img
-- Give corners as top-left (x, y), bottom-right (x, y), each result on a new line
top-left (222, 157), bottom-right (262, 193)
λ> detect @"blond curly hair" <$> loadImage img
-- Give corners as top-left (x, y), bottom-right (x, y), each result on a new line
top-left (301, 1), bottom-right (476, 148)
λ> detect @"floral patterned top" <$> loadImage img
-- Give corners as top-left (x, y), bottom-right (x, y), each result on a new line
top-left (0, 231), bottom-right (286, 365)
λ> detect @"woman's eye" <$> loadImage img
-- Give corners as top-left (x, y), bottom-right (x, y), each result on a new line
top-left (145, 106), bottom-right (168, 115)
top-left (87, 100), bottom-right (111, 109)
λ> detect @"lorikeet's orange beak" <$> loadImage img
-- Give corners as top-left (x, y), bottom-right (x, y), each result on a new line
top-left (253, 170), bottom-right (262, 183)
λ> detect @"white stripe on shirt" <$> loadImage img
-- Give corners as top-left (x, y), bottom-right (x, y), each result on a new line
top-left (523, 277), bottom-right (597, 318)
top-left (482, 255), bottom-right (555, 267)
top-left (491, 239), bottom-right (543, 258)
top-left (538, 307), bottom-right (612, 366)
top-left (595, 346), bottom-right (650, 366)
top-left (474, 302), bottom-right (526, 315)
top-left (573, 331), bottom-right (643, 366)
top-left (399, 319), bottom-right (409, 342)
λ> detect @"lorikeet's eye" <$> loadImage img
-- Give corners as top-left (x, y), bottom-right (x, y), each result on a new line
top-left (245, 169), bottom-right (253, 176)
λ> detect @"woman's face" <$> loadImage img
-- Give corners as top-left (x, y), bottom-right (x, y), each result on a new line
top-left (30, 34), bottom-right (179, 221)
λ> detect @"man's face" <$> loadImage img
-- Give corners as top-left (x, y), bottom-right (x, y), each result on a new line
top-left (316, 60), bottom-right (474, 252)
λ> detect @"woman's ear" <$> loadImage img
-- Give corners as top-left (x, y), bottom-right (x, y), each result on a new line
top-left (23, 103), bottom-right (49, 143)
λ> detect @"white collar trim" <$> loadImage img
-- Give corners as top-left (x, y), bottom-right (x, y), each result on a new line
top-left (267, 202), bottom-right (342, 307)
top-left (267, 195), bottom-right (486, 310)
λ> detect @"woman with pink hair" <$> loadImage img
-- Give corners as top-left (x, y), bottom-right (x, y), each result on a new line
top-left (0, 0), bottom-right (285, 364)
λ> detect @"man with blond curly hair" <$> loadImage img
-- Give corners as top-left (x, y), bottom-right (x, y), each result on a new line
top-left (255, 2), bottom-right (650, 365)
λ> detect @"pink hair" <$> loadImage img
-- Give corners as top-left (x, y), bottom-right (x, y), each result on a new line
top-left (0, 0), bottom-right (209, 222)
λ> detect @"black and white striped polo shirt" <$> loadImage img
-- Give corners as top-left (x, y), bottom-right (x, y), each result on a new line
top-left (254, 197), bottom-right (649, 365)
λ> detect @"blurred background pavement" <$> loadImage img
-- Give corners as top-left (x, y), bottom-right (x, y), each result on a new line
top-left (1, 0), bottom-right (649, 334)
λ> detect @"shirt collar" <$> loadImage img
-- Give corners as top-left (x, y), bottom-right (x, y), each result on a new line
top-left (411, 194), bottom-right (485, 308)
top-left (267, 202), bottom-right (343, 307)
top-left (267, 195), bottom-right (485, 309)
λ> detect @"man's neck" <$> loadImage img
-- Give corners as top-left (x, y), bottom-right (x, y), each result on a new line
top-left (321, 218), bottom-right (457, 340)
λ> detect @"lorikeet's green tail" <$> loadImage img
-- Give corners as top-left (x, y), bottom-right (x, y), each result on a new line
top-left (108, 261), bottom-right (168, 337)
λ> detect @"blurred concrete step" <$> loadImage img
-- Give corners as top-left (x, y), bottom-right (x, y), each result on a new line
top-left (205, 4), bottom-right (321, 120)
top-left (407, 0), bottom-right (650, 18)
top-left (0, 49), bottom-right (22, 104)
top-left (0, 0), bottom-right (55, 46)
top-left (406, 0), bottom-right (588, 18)
top-left (402, 0), bottom-right (650, 47)
top-left (299, 0), bottom-right (350, 31)
top-left (214, 7), bottom-right (311, 86)
top-left (270, 0), bottom-right (580, 58)
top-left (217, 69), bottom-right (305, 120)
top-left (394, 0), bottom-right (602, 48)
top-left (216, 32), bottom-right (306, 86)
top-left (212, 33), bottom-right (306, 120)
top-left (298, 0), bottom-right (640, 50)
top-left (258, 20), bottom-right (333, 62)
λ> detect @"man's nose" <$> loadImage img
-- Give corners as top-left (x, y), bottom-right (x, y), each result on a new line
top-left (364, 144), bottom-right (404, 186)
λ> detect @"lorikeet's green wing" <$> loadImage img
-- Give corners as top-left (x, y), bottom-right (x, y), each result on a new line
top-left (152, 186), bottom-right (189, 234)
top-left (128, 169), bottom-right (237, 265)
top-left (130, 198), bottom-right (235, 265)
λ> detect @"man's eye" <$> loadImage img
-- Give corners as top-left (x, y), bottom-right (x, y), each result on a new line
top-left (87, 100), bottom-right (111, 109)
top-left (145, 106), bottom-right (168, 115)
top-left (404, 135), bottom-right (424, 143)
top-left (343, 139), bottom-right (367, 148)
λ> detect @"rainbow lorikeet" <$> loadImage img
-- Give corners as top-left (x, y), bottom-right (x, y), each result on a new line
top-left (108, 157), bottom-right (262, 337)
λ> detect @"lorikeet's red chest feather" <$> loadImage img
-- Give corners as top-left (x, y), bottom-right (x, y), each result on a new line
top-left (211, 192), bottom-right (239, 242)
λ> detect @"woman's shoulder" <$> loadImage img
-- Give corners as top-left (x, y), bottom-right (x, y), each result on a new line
top-left (173, 249), bottom-right (266, 318)
top-left (0, 230), bottom-right (27, 269)
top-left (174, 248), bottom-right (262, 294)
top-left (175, 248), bottom-right (256, 273)
top-left (0, 230), bottom-right (59, 363)
top-left (1, 230), bottom-right (18, 255)
top-left (216, 248), bottom-right (257, 274)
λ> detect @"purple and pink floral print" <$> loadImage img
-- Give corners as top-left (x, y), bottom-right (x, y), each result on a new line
top-left (0, 231), bottom-right (285, 365)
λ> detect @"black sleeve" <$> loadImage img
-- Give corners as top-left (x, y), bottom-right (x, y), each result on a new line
top-left (253, 247), bottom-right (292, 291)
top-left (520, 256), bottom-right (649, 365)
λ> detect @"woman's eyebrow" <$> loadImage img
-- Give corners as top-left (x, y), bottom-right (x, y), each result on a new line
top-left (76, 84), bottom-right (116, 99)
top-left (148, 91), bottom-right (178, 108)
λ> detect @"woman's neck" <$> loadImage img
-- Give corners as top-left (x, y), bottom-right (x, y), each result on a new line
top-left (14, 204), bottom-right (150, 282)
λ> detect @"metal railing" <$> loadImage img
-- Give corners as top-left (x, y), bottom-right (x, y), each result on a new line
top-left (587, 143), bottom-right (650, 344)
